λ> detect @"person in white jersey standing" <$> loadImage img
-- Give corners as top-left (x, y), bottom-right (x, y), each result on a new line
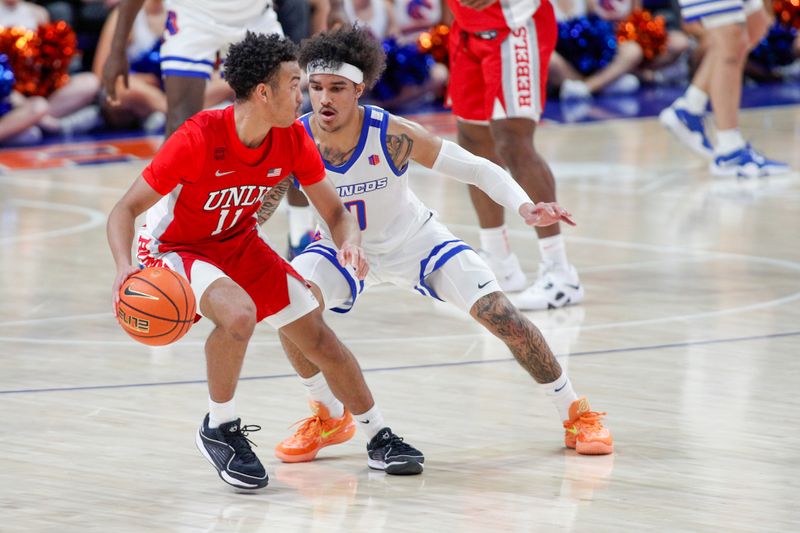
top-left (266, 27), bottom-right (614, 466)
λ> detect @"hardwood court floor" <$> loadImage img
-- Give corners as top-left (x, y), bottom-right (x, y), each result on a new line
top-left (1, 105), bottom-right (799, 532)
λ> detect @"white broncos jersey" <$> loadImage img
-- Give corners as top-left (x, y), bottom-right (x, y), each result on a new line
top-left (299, 106), bottom-right (431, 255)
top-left (166, 0), bottom-right (273, 25)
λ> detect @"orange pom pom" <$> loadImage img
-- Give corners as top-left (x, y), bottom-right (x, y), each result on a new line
top-left (616, 9), bottom-right (667, 62)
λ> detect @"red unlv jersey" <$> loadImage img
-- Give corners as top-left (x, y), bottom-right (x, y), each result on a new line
top-left (141, 106), bottom-right (325, 254)
top-left (447, 0), bottom-right (543, 31)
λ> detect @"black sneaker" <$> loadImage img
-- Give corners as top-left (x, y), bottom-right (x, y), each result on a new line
top-left (366, 427), bottom-right (424, 475)
top-left (195, 414), bottom-right (268, 489)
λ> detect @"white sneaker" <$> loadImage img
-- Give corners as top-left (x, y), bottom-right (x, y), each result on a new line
top-left (560, 79), bottom-right (592, 101)
top-left (601, 74), bottom-right (640, 95)
top-left (478, 250), bottom-right (527, 292)
top-left (510, 263), bottom-right (584, 310)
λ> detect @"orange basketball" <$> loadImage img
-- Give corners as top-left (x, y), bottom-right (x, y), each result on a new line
top-left (117, 267), bottom-right (196, 346)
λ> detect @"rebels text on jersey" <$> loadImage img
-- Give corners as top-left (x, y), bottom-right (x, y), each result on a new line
top-left (142, 106), bottom-right (325, 252)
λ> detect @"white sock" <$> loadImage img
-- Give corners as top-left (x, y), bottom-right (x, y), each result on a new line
top-left (479, 225), bottom-right (511, 258)
top-left (540, 372), bottom-right (578, 421)
top-left (715, 129), bottom-right (746, 155)
top-left (682, 85), bottom-right (708, 115)
top-left (354, 404), bottom-right (385, 440)
top-left (538, 234), bottom-right (569, 270)
top-left (208, 397), bottom-right (237, 429)
top-left (300, 372), bottom-right (344, 419)
top-left (288, 205), bottom-right (314, 246)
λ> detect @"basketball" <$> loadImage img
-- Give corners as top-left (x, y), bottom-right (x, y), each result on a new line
top-left (117, 267), bottom-right (196, 346)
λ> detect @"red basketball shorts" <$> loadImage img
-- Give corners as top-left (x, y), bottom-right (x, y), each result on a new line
top-left (137, 227), bottom-right (306, 323)
top-left (448, 2), bottom-right (556, 123)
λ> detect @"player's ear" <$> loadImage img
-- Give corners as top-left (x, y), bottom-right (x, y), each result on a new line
top-left (258, 82), bottom-right (270, 103)
top-left (355, 82), bottom-right (365, 99)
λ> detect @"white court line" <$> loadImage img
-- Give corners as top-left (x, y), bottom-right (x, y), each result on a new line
top-left (0, 200), bottom-right (106, 245)
top-left (0, 174), bottom-right (127, 195)
top-left (2, 233), bottom-right (799, 346)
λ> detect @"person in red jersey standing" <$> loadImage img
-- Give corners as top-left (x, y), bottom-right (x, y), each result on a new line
top-left (107, 32), bottom-right (412, 490)
top-left (448, 0), bottom-right (583, 311)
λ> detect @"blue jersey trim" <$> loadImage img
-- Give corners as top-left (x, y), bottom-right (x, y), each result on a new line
top-left (301, 108), bottom-right (372, 173)
top-left (161, 69), bottom-right (210, 79)
top-left (416, 240), bottom-right (472, 302)
top-left (299, 243), bottom-right (362, 313)
top-left (372, 105), bottom-right (407, 177)
top-left (160, 56), bottom-right (216, 66)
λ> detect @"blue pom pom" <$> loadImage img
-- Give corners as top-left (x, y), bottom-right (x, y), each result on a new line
top-left (0, 54), bottom-right (15, 117)
top-left (749, 22), bottom-right (797, 71)
top-left (372, 38), bottom-right (434, 100)
top-left (130, 41), bottom-right (162, 77)
top-left (556, 16), bottom-right (617, 76)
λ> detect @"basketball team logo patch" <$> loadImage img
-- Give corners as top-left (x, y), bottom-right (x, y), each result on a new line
top-left (368, 154), bottom-right (380, 166)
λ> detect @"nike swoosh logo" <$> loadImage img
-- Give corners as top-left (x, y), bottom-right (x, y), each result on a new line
top-left (554, 383), bottom-right (567, 392)
top-left (215, 170), bottom-right (235, 177)
top-left (123, 286), bottom-right (158, 300)
top-left (478, 280), bottom-right (494, 289)
top-left (320, 426), bottom-right (342, 438)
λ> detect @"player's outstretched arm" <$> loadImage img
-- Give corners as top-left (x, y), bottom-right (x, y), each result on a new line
top-left (303, 177), bottom-right (369, 279)
top-left (107, 176), bottom-right (163, 309)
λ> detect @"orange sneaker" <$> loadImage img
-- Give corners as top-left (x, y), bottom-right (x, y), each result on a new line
top-left (275, 401), bottom-right (356, 463)
top-left (563, 397), bottom-right (613, 455)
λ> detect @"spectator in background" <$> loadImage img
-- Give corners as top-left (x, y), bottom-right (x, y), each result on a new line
top-left (0, 91), bottom-right (49, 145)
top-left (344, 0), bottom-right (448, 109)
top-left (549, 0), bottom-right (645, 99)
top-left (1, 0), bottom-right (101, 135)
top-left (92, 0), bottom-right (231, 133)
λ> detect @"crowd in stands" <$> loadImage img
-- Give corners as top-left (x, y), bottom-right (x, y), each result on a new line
top-left (0, 0), bottom-right (798, 145)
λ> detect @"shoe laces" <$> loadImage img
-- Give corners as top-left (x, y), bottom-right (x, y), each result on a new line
top-left (286, 415), bottom-right (323, 442)
top-left (380, 432), bottom-right (418, 454)
top-left (225, 424), bottom-right (261, 462)
top-left (566, 410), bottom-right (608, 433)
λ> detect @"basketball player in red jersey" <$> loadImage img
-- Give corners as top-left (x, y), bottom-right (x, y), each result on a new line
top-left (448, 0), bottom-right (583, 311)
top-left (107, 32), bottom-right (423, 489)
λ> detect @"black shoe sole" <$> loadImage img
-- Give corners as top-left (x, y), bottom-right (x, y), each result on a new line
top-left (368, 458), bottom-right (424, 475)
top-left (195, 431), bottom-right (269, 489)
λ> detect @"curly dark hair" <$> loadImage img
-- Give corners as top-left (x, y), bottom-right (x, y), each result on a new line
top-left (299, 26), bottom-right (386, 90)
top-left (224, 32), bottom-right (299, 100)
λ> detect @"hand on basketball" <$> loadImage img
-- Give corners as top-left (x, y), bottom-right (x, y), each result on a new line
top-left (112, 264), bottom-right (141, 311)
top-left (459, 0), bottom-right (499, 10)
top-left (337, 242), bottom-right (369, 280)
top-left (519, 202), bottom-right (576, 227)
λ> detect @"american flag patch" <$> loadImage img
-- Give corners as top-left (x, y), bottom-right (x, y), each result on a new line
top-left (368, 154), bottom-right (380, 166)
top-left (267, 168), bottom-right (282, 177)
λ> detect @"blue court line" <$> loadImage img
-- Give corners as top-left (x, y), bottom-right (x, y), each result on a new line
top-left (2, 329), bottom-right (798, 395)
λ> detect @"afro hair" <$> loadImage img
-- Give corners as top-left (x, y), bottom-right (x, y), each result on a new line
top-left (224, 32), bottom-right (299, 100)
top-left (299, 26), bottom-right (386, 90)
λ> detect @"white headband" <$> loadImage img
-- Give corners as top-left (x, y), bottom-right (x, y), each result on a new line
top-left (306, 60), bottom-right (364, 84)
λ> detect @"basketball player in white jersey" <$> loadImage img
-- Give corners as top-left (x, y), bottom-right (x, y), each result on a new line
top-left (266, 28), bottom-right (613, 465)
top-left (102, 0), bottom-right (348, 137)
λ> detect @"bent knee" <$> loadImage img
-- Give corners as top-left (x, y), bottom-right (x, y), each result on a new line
top-left (223, 306), bottom-right (256, 341)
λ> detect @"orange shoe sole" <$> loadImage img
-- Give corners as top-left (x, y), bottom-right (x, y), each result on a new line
top-left (576, 440), bottom-right (613, 455)
top-left (275, 424), bottom-right (356, 463)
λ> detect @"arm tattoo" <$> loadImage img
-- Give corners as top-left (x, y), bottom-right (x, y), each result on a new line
top-left (386, 133), bottom-right (413, 170)
top-left (319, 143), bottom-right (357, 167)
top-left (473, 292), bottom-right (563, 383)
top-left (257, 176), bottom-right (292, 226)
